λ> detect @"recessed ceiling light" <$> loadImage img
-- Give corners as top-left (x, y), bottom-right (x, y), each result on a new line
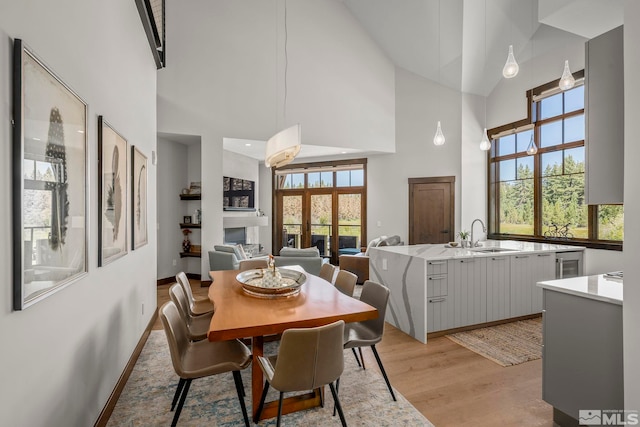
top-left (32, 137), bottom-right (41, 141)
top-left (245, 143), bottom-right (252, 147)
top-left (341, 151), bottom-right (347, 154)
top-left (77, 130), bottom-right (84, 134)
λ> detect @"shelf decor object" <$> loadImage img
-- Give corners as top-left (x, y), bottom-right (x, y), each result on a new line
top-left (12, 39), bottom-right (88, 310)
top-left (131, 146), bottom-right (148, 249)
top-left (98, 116), bottom-right (128, 267)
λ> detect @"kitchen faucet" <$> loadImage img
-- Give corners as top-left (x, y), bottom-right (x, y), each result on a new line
top-left (470, 219), bottom-right (487, 247)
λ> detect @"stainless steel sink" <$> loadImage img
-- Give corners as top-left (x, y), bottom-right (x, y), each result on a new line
top-left (469, 247), bottom-right (517, 253)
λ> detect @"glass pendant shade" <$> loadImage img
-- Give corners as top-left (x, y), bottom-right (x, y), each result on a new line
top-left (559, 60), bottom-right (576, 90)
top-left (502, 45), bottom-right (519, 79)
top-left (526, 133), bottom-right (538, 155)
top-left (433, 121), bottom-right (446, 146)
top-left (265, 124), bottom-right (301, 168)
top-left (479, 128), bottom-right (491, 151)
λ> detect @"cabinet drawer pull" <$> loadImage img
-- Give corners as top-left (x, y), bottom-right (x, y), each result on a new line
top-left (491, 257), bottom-right (506, 261)
top-left (428, 261), bottom-right (446, 265)
top-left (515, 255), bottom-right (529, 259)
top-left (537, 254), bottom-right (551, 257)
top-left (429, 297), bottom-right (446, 303)
top-left (428, 276), bottom-right (447, 281)
top-left (460, 259), bottom-right (475, 263)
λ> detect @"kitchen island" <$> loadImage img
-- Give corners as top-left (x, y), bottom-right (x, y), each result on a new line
top-left (538, 274), bottom-right (623, 426)
top-left (369, 240), bottom-right (584, 343)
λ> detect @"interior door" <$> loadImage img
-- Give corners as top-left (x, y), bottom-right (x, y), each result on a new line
top-left (409, 177), bottom-right (455, 244)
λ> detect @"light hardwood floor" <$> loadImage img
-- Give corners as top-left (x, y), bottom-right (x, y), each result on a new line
top-left (155, 281), bottom-right (554, 427)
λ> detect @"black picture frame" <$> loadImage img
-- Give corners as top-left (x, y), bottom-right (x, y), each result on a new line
top-left (98, 116), bottom-right (128, 267)
top-left (13, 39), bottom-right (88, 310)
top-left (183, 216), bottom-right (191, 224)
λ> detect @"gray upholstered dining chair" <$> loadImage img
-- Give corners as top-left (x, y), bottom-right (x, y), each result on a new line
top-left (176, 271), bottom-right (214, 316)
top-left (169, 283), bottom-right (211, 341)
top-left (160, 301), bottom-right (251, 427)
top-left (319, 262), bottom-right (336, 283)
top-left (255, 320), bottom-right (348, 427)
top-left (343, 280), bottom-right (396, 401)
top-left (238, 258), bottom-right (269, 271)
top-left (334, 270), bottom-right (357, 297)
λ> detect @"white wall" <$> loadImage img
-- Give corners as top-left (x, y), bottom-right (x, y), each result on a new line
top-left (0, 1), bottom-right (157, 426)
top-left (157, 138), bottom-right (188, 279)
top-left (157, 0), bottom-right (396, 277)
top-left (487, 25), bottom-right (587, 128)
top-left (259, 164), bottom-right (274, 253)
top-left (623, 0), bottom-right (640, 410)
top-left (367, 67), bottom-right (462, 242)
top-left (460, 93), bottom-right (488, 235)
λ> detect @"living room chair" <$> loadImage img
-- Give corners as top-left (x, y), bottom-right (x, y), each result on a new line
top-left (176, 272), bottom-right (214, 316)
top-left (343, 280), bottom-right (396, 401)
top-left (254, 320), bottom-right (348, 427)
top-left (169, 284), bottom-right (211, 341)
top-left (239, 258), bottom-right (268, 271)
top-left (319, 262), bottom-right (336, 283)
top-left (159, 301), bottom-right (251, 427)
top-left (334, 270), bottom-right (357, 297)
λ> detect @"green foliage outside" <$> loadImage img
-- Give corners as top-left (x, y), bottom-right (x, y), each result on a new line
top-left (499, 156), bottom-right (623, 241)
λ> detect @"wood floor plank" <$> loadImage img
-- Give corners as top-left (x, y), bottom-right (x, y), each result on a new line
top-left (155, 281), bottom-right (553, 427)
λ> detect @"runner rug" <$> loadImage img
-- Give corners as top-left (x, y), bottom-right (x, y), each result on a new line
top-left (445, 317), bottom-right (543, 367)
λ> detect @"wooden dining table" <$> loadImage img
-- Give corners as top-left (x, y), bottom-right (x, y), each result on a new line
top-left (207, 268), bottom-right (378, 422)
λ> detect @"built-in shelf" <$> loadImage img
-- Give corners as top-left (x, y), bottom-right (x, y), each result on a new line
top-left (180, 223), bottom-right (201, 229)
top-left (180, 252), bottom-right (201, 258)
top-left (180, 194), bottom-right (201, 200)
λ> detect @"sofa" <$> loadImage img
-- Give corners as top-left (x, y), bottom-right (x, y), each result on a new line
top-left (339, 235), bottom-right (403, 284)
top-left (274, 247), bottom-right (325, 276)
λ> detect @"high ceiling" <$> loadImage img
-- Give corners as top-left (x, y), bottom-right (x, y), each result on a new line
top-left (222, 0), bottom-right (623, 161)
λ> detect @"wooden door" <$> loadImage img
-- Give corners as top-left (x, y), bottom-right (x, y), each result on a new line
top-left (409, 177), bottom-right (454, 244)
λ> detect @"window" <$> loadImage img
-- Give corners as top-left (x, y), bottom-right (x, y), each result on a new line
top-left (274, 159), bottom-right (367, 263)
top-left (489, 78), bottom-right (622, 248)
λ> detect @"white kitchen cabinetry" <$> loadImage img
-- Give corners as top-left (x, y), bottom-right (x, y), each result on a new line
top-left (426, 261), bottom-right (453, 332)
top-left (449, 258), bottom-right (487, 328)
top-left (585, 25), bottom-right (624, 205)
top-left (510, 253), bottom-right (556, 316)
top-left (486, 256), bottom-right (511, 322)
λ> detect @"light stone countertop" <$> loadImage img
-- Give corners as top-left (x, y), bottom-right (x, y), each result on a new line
top-left (370, 239), bottom-right (584, 261)
top-left (537, 274), bottom-right (623, 305)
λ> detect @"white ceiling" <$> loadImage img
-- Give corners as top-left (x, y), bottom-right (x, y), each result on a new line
top-left (221, 0), bottom-right (623, 162)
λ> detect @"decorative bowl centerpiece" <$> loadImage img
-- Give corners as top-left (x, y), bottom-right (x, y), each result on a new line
top-left (235, 255), bottom-right (306, 298)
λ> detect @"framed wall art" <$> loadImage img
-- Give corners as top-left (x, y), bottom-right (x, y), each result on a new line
top-left (131, 146), bottom-right (148, 249)
top-left (98, 116), bottom-right (128, 266)
top-left (12, 39), bottom-right (88, 310)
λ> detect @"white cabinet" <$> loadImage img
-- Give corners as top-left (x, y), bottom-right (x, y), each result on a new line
top-left (585, 25), bottom-right (624, 205)
top-left (510, 253), bottom-right (556, 316)
top-left (426, 260), bottom-right (453, 332)
top-left (486, 256), bottom-right (510, 322)
top-left (449, 258), bottom-right (487, 328)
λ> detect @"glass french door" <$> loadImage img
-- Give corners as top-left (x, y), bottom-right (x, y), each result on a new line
top-left (276, 190), bottom-right (363, 264)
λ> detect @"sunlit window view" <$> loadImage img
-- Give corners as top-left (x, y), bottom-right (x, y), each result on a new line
top-left (490, 83), bottom-right (623, 243)
top-left (276, 162), bottom-right (366, 262)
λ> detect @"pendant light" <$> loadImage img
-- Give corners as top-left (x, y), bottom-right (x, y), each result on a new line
top-left (559, 60), bottom-right (576, 90)
top-left (480, 0), bottom-right (491, 151)
top-left (526, 133), bottom-right (538, 155)
top-left (433, 0), bottom-right (445, 146)
top-left (480, 129), bottom-right (491, 151)
top-left (502, 45), bottom-right (519, 78)
top-left (265, 0), bottom-right (301, 169)
top-left (502, 1), bottom-right (519, 79)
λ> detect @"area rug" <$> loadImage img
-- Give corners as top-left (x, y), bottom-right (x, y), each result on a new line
top-left (107, 331), bottom-right (433, 426)
top-left (445, 318), bottom-right (542, 367)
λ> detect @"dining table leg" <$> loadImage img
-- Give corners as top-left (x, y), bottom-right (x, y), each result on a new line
top-left (251, 335), bottom-right (264, 422)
